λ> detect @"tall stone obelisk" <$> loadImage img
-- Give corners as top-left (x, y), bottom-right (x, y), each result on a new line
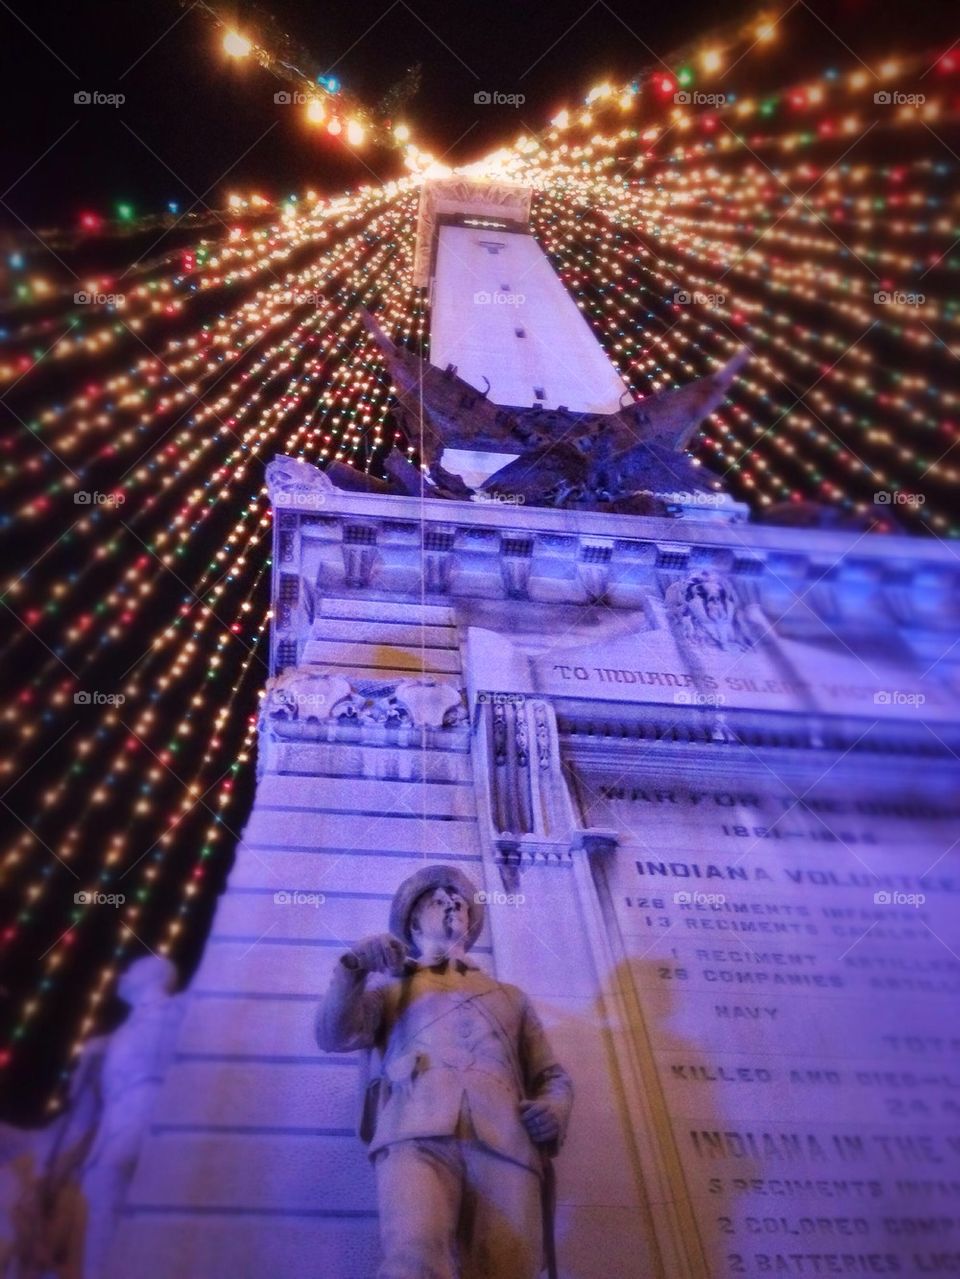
top-left (103, 179), bottom-right (960, 1279)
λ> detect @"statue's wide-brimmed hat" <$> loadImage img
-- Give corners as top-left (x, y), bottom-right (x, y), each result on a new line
top-left (389, 863), bottom-right (483, 955)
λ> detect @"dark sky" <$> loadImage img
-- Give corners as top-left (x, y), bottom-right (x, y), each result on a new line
top-left (1, 0), bottom-right (952, 229)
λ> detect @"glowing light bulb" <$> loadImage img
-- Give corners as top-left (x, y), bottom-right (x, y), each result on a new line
top-left (223, 30), bottom-right (252, 58)
top-left (305, 98), bottom-right (326, 125)
top-left (393, 122), bottom-right (410, 143)
top-left (346, 119), bottom-right (365, 146)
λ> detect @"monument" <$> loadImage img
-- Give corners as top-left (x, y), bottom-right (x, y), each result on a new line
top-left (85, 178), bottom-right (960, 1277)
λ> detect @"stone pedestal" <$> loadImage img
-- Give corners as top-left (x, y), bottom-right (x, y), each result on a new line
top-left (106, 473), bottom-right (960, 1278)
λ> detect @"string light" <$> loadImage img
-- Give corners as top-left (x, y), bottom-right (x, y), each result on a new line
top-left (222, 30), bottom-right (252, 58)
top-left (2, 4), bottom-right (958, 1116)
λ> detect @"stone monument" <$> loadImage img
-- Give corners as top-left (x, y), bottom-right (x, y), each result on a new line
top-left (87, 177), bottom-right (960, 1278)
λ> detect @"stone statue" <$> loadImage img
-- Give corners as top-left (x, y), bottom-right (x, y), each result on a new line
top-left (0, 1135), bottom-right (86, 1279)
top-left (665, 569), bottom-right (761, 652)
top-left (0, 957), bottom-right (183, 1278)
top-left (316, 864), bottom-right (573, 1279)
top-left (75, 956), bottom-right (184, 1277)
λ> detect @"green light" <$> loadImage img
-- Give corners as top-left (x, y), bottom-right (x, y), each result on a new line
top-left (116, 202), bottom-right (135, 221)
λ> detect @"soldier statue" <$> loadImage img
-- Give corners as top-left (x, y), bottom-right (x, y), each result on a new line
top-left (316, 864), bottom-right (573, 1279)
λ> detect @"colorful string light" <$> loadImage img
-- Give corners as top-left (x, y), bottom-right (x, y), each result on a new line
top-left (1, 6), bottom-right (957, 1116)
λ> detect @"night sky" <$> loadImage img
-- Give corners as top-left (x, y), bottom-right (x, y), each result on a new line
top-left (0, 0), bottom-right (951, 226)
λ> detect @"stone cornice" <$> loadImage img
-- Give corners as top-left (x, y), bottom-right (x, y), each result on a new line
top-left (278, 486), bottom-right (960, 582)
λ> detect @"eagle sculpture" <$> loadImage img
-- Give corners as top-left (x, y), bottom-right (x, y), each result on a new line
top-left (351, 308), bottom-right (749, 512)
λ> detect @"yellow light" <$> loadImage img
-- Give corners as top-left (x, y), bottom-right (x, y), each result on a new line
top-left (223, 30), bottom-right (252, 58)
top-left (305, 98), bottom-right (326, 125)
top-left (755, 17), bottom-right (777, 43)
top-left (393, 122), bottom-right (411, 143)
top-left (346, 119), bottom-right (365, 146)
top-left (702, 48), bottom-right (723, 73)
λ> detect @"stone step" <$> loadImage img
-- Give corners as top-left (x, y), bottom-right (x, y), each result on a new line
top-left (153, 1058), bottom-right (356, 1129)
top-left (107, 1201), bottom-right (653, 1279)
top-left (310, 618), bottom-right (459, 648)
top-left (107, 1214), bottom-right (379, 1279)
top-left (258, 739), bottom-right (475, 784)
top-left (124, 1130), bottom-right (375, 1213)
top-left (291, 662), bottom-right (462, 685)
top-left (191, 939), bottom-right (493, 998)
top-left (228, 846), bottom-right (483, 893)
top-left (208, 888), bottom-right (494, 948)
top-left (240, 810), bottom-right (480, 855)
top-left (251, 773), bottom-right (479, 818)
top-left (300, 639), bottom-right (461, 673)
top-left (320, 597), bottom-right (455, 625)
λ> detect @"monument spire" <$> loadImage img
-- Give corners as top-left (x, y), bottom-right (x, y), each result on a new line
top-left (351, 179), bottom-right (751, 519)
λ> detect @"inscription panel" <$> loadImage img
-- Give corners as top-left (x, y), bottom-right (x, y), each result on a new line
top-left (578, 768), bottom-right (960, 1276)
